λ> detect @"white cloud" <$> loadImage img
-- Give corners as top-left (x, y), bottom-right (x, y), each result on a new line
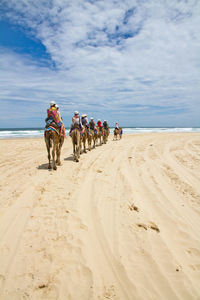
top-left (0, 0), bottom-right (200, 127)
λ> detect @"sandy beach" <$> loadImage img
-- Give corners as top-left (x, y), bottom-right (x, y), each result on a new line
top-left (0, 133), bottom-right (200, 300)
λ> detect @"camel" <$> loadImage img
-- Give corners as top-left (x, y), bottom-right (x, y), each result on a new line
top-left (81, 127), bottom-right (88, 153)
top-left (87, 128), bottom-right (93, 151)
top-left (88, 129), bottom-right (97, 149)
top-left (113, 128), bottom-right (122, 140)
top-left (96, 127), bottom-right (102, 146)
top-left (71, 128), bottom-right (81, 162)
top-left (44, 128), bottom-right (64, 170)
top-left (102, 127), bottom-right (108, 144)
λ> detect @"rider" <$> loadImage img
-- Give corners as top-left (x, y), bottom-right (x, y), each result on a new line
top-left (46, 101), bottom-right (60, 127)
top-left (55, 104), bottom-right (65, 136)
top-left (70, 111), bottom-right (82, 134)
top-left (89, 117), bottom-right (96, 131)
top-left (97, 119), bottom-right (102, 131)
top-left (115, 122), bottom-right (122, 135)
top-left (81, 114), bottom-right (89, 128)
top-left (103, 120), bottom-right (108, 130)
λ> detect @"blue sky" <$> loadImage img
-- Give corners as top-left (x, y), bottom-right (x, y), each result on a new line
top-left (0, 0), bottom-right (200, 128)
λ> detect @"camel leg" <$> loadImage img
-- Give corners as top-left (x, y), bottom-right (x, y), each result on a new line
top-left (88, 137), bottom-right (91, 151)
top-left (47, 147), bottom-right (51, 169)
top-left (56, 145), bottom-right (61, 166)
top-left (83, 139), bottom-right (86, 153)
top-left (73, 143), bottom-right (76, 161)
top-left (46, 139), bottom-right (51, 169)
top-left (75, 145), bottom-right (79, 162)
top-left (56, 137), bottom-right (63, 165)
top-left (78, 143), bottom-right (81, 158)
top-left (52, 142), bottom-right (57, 170)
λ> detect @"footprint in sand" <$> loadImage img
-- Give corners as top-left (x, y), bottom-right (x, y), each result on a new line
top-left (129, 204), bottom-right (139, 212)
top-left (38, 283), bottom-right (48, 289)
top-left (137, 222), bottom-right (160, 232)
top-left (148, 222), bottom-right (160, 233)
top-left (99, 285), bottom-right (117, 300)
top-left (137, 223), bottom-right (148, 230)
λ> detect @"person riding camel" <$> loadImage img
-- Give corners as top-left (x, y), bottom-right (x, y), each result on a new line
top-left (89, 117), bottom-right (96, 132)
top-left (46, 101), bottom-right (60, 127)
top-left (103, 120), bottom-right (108, 130)
top-left (70, 111), bottom-right (82, 135)
top-left (81, 114), bottom-right (89, 129)
top-left (55, 104), bottom-right (66, 136)
top-left (115, 122), bottom-right (122, 135)
top-left (97, 119), bottom-right (102, 131)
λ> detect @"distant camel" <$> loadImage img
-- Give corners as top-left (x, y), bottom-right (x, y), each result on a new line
top-left (81, 127), bottom-right (87, 153)
top-left (102, 127), bottom-right (109, 144)
top-left (44, 127), bottom-right (64, 170)
top-left (88, 129), bottom-right (97, 149)
top-left (87, 128), bottom-right (93, 151)
top-left (71, 128), bottom-right (81, 162)
top-left (113, 128), bottom-right (122, 140)
top-left (96, 127), bottom-right (102, 146)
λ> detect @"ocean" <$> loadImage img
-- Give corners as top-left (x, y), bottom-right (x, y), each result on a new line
top-left (0, 127), bottom-right (200, 139)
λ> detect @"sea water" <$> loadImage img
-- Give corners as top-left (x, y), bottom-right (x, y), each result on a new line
top-left (0, 127), bottom-right (200, 139)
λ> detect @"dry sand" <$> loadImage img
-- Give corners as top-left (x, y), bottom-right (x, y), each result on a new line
top-left (0, 133), bottom-right (200, 300)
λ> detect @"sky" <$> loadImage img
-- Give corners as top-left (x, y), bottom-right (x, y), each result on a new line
top-left (0, 0), bottom-right (200, 128)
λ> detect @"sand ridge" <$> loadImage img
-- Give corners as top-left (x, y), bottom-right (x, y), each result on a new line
top-left (0, 133), bottom-right (200, 299)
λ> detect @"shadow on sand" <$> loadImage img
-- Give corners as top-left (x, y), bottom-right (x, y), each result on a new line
top-left (37, 163), bottom-right (51, 170)
top-left (64, 155), bottom-right (75, 161)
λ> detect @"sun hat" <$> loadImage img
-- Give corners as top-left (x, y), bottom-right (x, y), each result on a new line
top-left (74, 111), bottom-right (79, 115)
top-left (90, 117), bottom-right (94, 120)
top-left (55, 104), bottom-right (59, 108)
top-left (50, 100), bottom-right (56, 106)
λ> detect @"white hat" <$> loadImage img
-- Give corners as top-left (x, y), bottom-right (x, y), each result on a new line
top-left (104, 120), bottom-right (107, 122)
top-left (81, 114), bottom-right (87, 117)
top-left (74, 111), bottom-right (79, 115)
top-left (50, 100), bottom-right (56, 106)
top-left (98, 119), bottom-right (101, 121)
top-left (90, 117), bottom-right (94, 120)
top-left (55, 104), bottom-right (59, 108)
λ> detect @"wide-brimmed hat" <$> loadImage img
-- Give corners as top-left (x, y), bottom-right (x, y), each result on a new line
top-left (50, 100), bottom-right (56, 106)
top-left (90, 117), bottom-right (94, 120)
top-left (74, 111), bottom-right (79, 115)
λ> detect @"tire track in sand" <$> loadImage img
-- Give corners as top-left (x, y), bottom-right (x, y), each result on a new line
top-left (74, 138), bottom-right (139, 300)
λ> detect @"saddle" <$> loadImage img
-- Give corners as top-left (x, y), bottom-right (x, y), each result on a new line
top-left (70, 124), bottom-right (83, 137)
top-left (45, 121), bottom-right (58, 130)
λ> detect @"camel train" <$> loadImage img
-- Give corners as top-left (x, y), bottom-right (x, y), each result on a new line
top-left (44, 124), bottom-right (112, 166)
top-left (44, 102), bottom-right (121, 166)
top-left (70, 125), bottom-right (110, 162)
